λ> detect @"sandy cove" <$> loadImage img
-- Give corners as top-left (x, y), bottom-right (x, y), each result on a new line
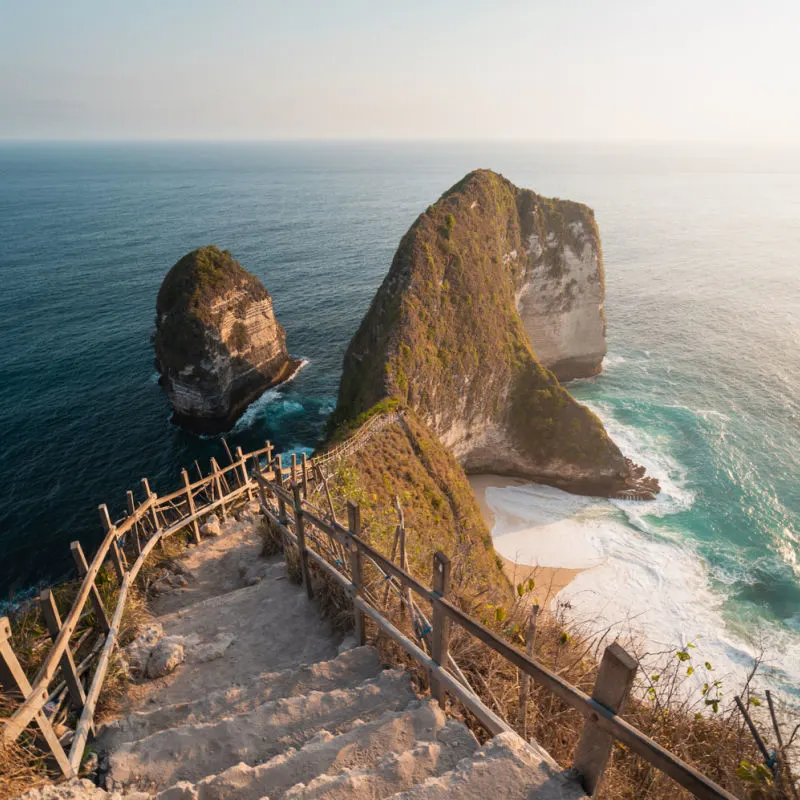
top-left (468, 474), bottom-right (583, 610)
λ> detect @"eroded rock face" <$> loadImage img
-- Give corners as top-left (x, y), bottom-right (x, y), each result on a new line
top-left (515, 195), bottom-right (606, 381)
top-left (154, 246), bottom-right (302, 434)
top-left (332, 170), bottom-right (657, 498)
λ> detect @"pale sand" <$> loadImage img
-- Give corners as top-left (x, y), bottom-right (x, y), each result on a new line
top-left (468, 474), bottom-right (583, 608)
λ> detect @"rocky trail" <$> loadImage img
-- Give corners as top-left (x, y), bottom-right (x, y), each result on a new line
top-left (21, 501), bottom-right (584, 800)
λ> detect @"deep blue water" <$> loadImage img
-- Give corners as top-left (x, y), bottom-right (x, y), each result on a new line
top-left (1, 142), bottom-right (798, 696)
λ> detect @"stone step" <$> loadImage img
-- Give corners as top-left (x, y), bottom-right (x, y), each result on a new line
top-left (103, 646), bottom-right (383, 745)
top-left (384, 732), bottom-right (586, 800)
top-left (156, 700), bottom-right (461, 800)
top-left (109, 669), bottom-right (417, 791)
top-left (282, 718), bottom-right (477, 800)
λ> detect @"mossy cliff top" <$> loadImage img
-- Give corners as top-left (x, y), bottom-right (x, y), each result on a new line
top-left (154, 246), bottom-right (296, 434)
top-left (156, 245), bottom-right (269, 324)
top-left (331, 170), bottom-right (655, 496)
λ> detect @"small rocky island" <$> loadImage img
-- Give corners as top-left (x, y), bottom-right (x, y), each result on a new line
top-left (154, 246), bottom-right (302, 434)
top-left (332, 169), bottom-right (658, 499)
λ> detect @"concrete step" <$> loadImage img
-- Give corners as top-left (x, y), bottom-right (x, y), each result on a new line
top-left (155, 700), bottom-right (460, 800)
top-left (117, 560), bottom-right (342, 708)
top-left (103, 646), bottom-right (383, 745)
top-left (282, 718), bottom-right (477, 800)
top-left (384, 732), bottom-right (586, 800)
top-left (108, 668), bottom-right (417, 791)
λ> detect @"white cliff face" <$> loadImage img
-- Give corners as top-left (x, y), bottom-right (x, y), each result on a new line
top-left (517, 219), bottom-right (606, 382)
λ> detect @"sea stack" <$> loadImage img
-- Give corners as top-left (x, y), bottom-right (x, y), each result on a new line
top-left (332, 169), bottom-right (658, 498)
top-left (154, 246), bottom-right (301, 434)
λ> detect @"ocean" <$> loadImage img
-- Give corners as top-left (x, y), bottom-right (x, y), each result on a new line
top-left (1, 141), bottom-right (798, 704)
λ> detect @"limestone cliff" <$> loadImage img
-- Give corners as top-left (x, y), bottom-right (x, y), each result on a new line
top-left (516, 193), bottom-right (606, 381)
top-left (331, 170), bottom-right (657, 498)
top-left (154, 246), bottom-right (301, 434)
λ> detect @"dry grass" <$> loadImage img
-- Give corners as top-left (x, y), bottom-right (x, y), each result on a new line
top-left (307, 458), bottom-right (800, 800)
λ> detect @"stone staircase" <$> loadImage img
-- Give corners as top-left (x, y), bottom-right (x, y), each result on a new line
top-left (43, 502), bottom-right (585, 800)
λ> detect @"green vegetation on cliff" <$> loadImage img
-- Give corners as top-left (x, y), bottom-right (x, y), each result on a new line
top-left (157, 245), bottom-right (267, 322)
top-left (327, 409), bottom-right (508, 606)
top-left (331, 169), bottom-right (626, 488)
top-left (154, 245), bottom-right (272, 376)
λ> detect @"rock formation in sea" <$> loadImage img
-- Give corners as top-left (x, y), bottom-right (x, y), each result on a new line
top-left (331, 169), bottom-right (657, 498)
top-left (154, 246), bottom-right (301, 434)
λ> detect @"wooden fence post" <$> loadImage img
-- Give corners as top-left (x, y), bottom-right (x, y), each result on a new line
top-left (181, 469), bottom-right (201, 544)
top-left (301, 452), bottom-right (309, 498)
top-left (210, 458), bottom-right (226, 518)
top-left (98, 505), bottom-right (126, 582)
top-left (70, 541), bottom-right (110, 633)
top-left (518, 603), bottom-right (539, 738)
top-left (38, 589), bottom-right (86, 712)
top-left (347, 501), bottom-right (366, 646)
top-left (0, 617), bottom-right (74, 778)
top-left (291, 452), bottom-right (297, 486)
top-left (292, 483), bottom-right (313, 600)
top-left (221, 437), bottom-right (235, 466)
top-left (126, 490), bottom-right (141, 557)
top-left (141, 478), bottom-right (159, 534)
top-left (275, 455), bottom-right (287, 523)
top-left (573, 642), bottom-right (637, 796)
top-left (235, 446), bottom-right (252, 500)
top-left (430, 551), bottom-right (452, 706)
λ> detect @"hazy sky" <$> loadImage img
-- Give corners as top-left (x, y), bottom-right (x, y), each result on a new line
top-left (1, 0), bottom-right (798, 142)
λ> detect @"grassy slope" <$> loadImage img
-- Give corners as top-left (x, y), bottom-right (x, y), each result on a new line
top-left (327, 411), bottom-right (509, 607)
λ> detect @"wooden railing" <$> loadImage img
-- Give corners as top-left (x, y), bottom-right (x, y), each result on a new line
top-left (0, 439), bottom-right (304, 778)
top-left (253, 466), bottom-right (738, 800)
top-left (313, 410), bottom-right (404, 469)
top-left (1, 423), bottom-right (737, 798)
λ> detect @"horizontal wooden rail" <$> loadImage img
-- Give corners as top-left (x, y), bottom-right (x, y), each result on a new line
top-left (257, 470), bottom-right (737, 800)
top-left (2, 431), bottom-right (739, 800)
top-left (3, 442), bottom-right (270, 757)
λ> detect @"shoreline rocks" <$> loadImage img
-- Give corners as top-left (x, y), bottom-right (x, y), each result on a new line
top-left (154, 246), bottom-right (302, 435)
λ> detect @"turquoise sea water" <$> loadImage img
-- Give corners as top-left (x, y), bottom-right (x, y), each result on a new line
top-left (1, 141), bottom-right (798, 700)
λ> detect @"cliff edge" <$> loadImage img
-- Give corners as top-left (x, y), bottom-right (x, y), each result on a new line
top-left (331, 170), bottom-right (657, 498)
top-left (154, 246), bottom-right (302, 434)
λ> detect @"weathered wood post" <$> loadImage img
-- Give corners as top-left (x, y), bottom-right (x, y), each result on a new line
top-left (518, 603), bottom-right (540, 738)
top-left (210, 458), bottom-right (226, 518)
top-left (573, 642), bottom-right (637, 796)
top-left (235, 446), bottom-right (252, 500)
top-left (38, 589), bottom-right (86, 711)
top-left (221, 437), bottom-right (235, 466)
top-left (291, 452), bottom-right (298, 486)
top-left (126, 490), bottom-right (142, 557)
top-left (347, 501), bottom-right (366, 646)
top-left (99, 505), bottom-right (126, 581)
top-left (181, 469), bottom-right (202, 544)
top-left (317, 464), bottom-right (338, 524)
top-left (275, 455), bottom-right (287, 523)
top-left (265, 440), bottom-right (273, 466)
top-left (430, 551), bottom-right (451, 706)
top-left (70, 541), bottom-right (110, 633)
top-left (301, 452), bottom-right (309, 498)
top-left (292, 483), bottom-right (314, 600)
top-left (141, 478), bottom-right (159, 534)
top-left (0, 617), bottom-right (75, 777)
top-left (396, 498), bottom-right (411, 618)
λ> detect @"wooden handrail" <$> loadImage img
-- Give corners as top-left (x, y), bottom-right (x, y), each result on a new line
top-left (255, 470), bottom-right (737, 800)
top-left (2, 443), bottom-right (268, 751)
top-left (1, 439), bottom-right (739, 800)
